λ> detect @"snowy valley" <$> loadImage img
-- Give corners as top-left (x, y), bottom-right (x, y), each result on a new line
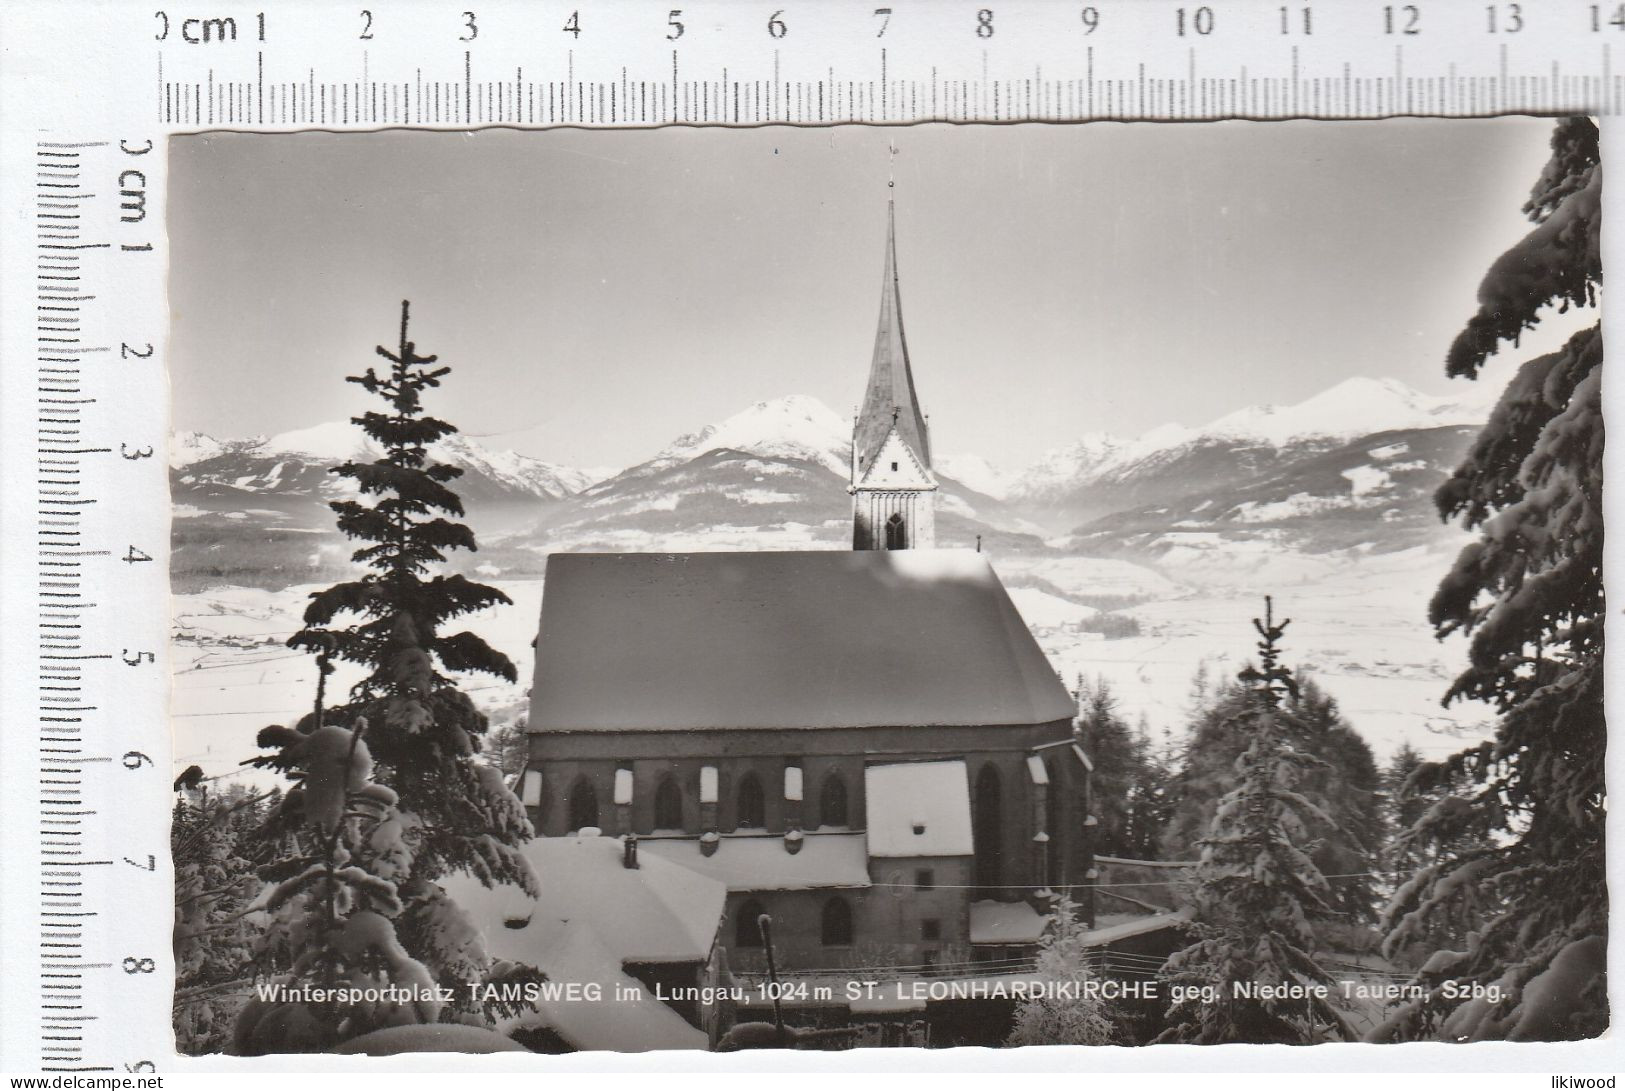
top-left (172, 374), bottom-right (1500, 787)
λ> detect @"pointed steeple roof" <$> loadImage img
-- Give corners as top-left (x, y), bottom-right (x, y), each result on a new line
top-left (854, 201), bottom-right (931, 475)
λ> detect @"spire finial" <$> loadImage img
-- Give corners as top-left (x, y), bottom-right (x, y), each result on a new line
top-left (888, 140), bottom-right (897, 191)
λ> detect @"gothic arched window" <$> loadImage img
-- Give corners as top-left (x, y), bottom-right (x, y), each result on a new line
top-left (736, 772), bottom-right (766, 829)
top-left (736, 899), bottom-right (768, 948)
top-left (885, 512), bottom-right (907, 550)
top-left (819, 773), bottom-right (850, 828)
top-left (821, 897), bottom-right (854, 946)
top-left (567, 775), bottom-right (599, 833)
top-left (654, 774), bottom-right (684, 831)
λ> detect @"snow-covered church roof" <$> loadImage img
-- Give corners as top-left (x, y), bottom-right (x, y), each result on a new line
top-left (529, 549), bottom-right (1076, 732)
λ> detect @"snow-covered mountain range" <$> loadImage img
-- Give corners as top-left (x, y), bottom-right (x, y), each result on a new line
top-left (525, 394), bottom-right (1040, 554)
top-left (172, 423), bottom-right (600, 514)
top-left (992, 376), bottom-right (1499, 528)
top-left (171, 375), bottom-right (1497, 588)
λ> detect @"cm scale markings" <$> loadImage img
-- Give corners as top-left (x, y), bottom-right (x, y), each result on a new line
top-left (36, 138), bottom-right (113, 1074)
top-left (155, 45), bottom-right (1625, 126)
top-left (147, 1), bottom-right (1618, 127)
top-left (34, 140), bottom-right (161, 1075)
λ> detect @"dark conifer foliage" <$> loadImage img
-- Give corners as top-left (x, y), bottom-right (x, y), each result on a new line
top-left (1077, 677), bottom-right (1173, 859)
top-left (274, 300), bottom-right (536, 897)
top-left (1159, 599), bottom-right (1352, 1044)
top-left (1161, 679), bottom-right (1382, 921)
top-left (1378, 118), bottom-right (1605, 1042)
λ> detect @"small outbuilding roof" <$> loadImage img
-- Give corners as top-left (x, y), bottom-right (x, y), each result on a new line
top-left (969, 899), bottom-right (1049, 946)
top-left (441, 834), bottom-right (725, 1051)
top-left (641, 832), bottom-right (871, 892)
top-left (1079, 908), bottom-right (1195, 947)
top-left (865, 761), bottom-right (975, 858)
top-left (443, 833), bottom-right (727, 966)
top-left (529, 550), bottom-right (1075, 733)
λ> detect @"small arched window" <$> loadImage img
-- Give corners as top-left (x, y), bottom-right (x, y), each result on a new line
top-left (821, 897), bottom-right (854, 947)
top-left (736, 772), bottom-right (766, 829)
top-left (819, 773), bottom-right (849, 828)
top-left (567, 776), bottom-right (599, 833)
top-left (885, 512), bottom-right (907, 550)
top-left (654, 774), bottom-right (684, 831)
top-left (736, 899), bottom-right (768, 948)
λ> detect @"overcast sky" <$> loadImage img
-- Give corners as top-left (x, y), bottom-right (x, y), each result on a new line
top-left (169, 118), bottom-right (1562, 470)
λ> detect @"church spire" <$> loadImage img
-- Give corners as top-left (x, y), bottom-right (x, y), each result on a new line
top-left (851, 199), bottom-right (937, 551)
top-left (854, 200), bottom-right (932, 476)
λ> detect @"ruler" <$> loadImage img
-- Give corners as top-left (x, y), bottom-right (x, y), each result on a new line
top-left (0, 135), bottom-right (170, 1074)
top-left (144, 0), bottom-right (1624, 127)
top-left (0, 0), bottom-right (1612, 1075)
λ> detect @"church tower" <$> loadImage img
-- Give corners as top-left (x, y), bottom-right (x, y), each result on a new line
top-left (851, 202), bottom-right (937, 551)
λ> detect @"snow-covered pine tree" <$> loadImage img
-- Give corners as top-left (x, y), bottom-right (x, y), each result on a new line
top-left (173, 781), bottom-right (270, 1054)
top-left (1160, 679), bottom-right (1381, 920)
top-left (1377, 118), bottom-right (1605, 1042)
top-left (1377, 744), bottom-right (1495, 966)
top-left (1158, 599), bottom-right (1353, 1045)
top-left (1292, 681), bottom-right (1385, 922)
top-left (1006, 895), bottom-right (1115, 1047)
top-left (272, 301), bottom-right (538, 1016)
top-left (235, 719), bottom-right (444, 1054)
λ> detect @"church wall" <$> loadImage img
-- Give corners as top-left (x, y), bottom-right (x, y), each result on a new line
top-left (525, 722), bottom-right (1072, 838)
top-left (523, 723), bottom-right (1091, 895)
top-left (959, 746), bottom-right (1093, 897)
top-left (533, 758), bottom-right (623, 835)
top-left (852, 489), bottom-right (936, 551)
top-left (862, 855), bottom-right (974, 967)
top-left (719, 855), bottom-right (973, 975)
top-left (800, 754), bottom-right (866, 830)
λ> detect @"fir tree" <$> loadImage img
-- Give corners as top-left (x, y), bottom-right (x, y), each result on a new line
top-left (1125, 713), bottom-right (1177, 861)
top-left (1076, 676), bottom-right (1141, 857)
top-left (172, 781), bottom-right (270, 1054)
top-left (256, 301), bottom-right (538, 1022)
top-left (1159, 599), bottom-right (1352, 1044)
top-left (235, 719), bottom-right (444, 1054)
top-left (485, 714), bottom-right (531, 780)
top-left (1377, 744), bottom-right (1494, 964)
top-left (1377, 118), bottom-right (1605, 1042)
top-left (1160, 678), bottom-right (1381, 921)
top-left (283, 302), bottom-right (535, 883)
top-left (1291, 680), bottom-right (1385, 921)
top-left (1006, 895), bottom-right (1116, 1047)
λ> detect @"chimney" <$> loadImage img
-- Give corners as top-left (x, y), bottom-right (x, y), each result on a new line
top-left (623, 834), bottom-right (639, 870)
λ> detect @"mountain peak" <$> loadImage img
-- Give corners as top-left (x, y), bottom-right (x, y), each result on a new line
top-left (170, 430), bottom-right (229, 470)
top-left (658, 394), bottom-right (849, 475)
top-left (262, 420), bottom-right (373, 462)
top-left (1011, 374), bottom-right (1493, 504)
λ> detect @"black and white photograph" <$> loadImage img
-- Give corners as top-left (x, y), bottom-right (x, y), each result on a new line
top-left (163, 117), bottom-right (1604, 1055)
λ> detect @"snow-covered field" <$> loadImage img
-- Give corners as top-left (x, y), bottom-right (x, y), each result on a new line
top-left (171, 581), bottom-right (544, 788)
top-left (171, 540), bottom-right (1490, 789)
top-left (1021, 544), bottom-right (1493, 762)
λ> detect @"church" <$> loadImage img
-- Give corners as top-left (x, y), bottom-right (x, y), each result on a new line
top-left (518, 204), bottom-right (1095, 983)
